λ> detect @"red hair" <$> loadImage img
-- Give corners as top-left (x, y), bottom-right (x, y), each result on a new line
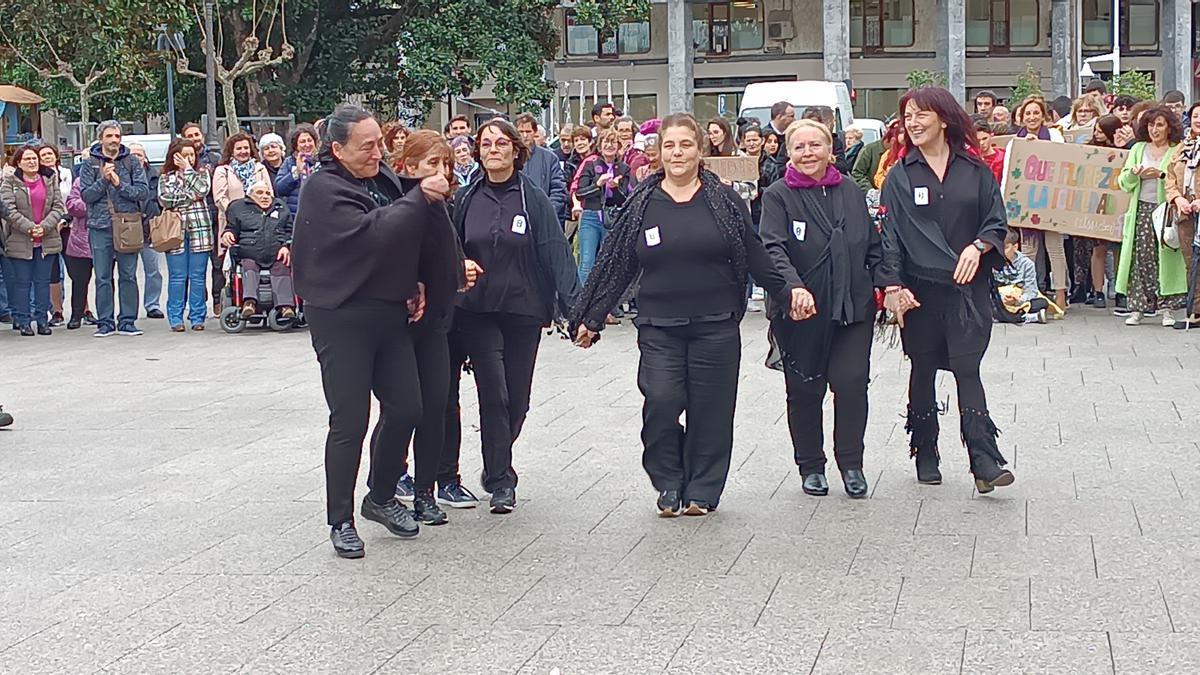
top-left (397, 129), bottom-right (456, 190)
top-left (897, 87), bottom-right (981, 157)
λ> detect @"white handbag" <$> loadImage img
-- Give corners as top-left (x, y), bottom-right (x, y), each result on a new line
top-left (1152, 201), bottom-right (1182, 250)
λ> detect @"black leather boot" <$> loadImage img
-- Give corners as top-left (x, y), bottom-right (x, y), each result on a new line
top-left (907, 406), bottom-right (942, 485)
top-left (961, 408), bottom-right (1014, 494)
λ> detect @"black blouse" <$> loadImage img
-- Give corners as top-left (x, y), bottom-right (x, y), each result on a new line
top-left (456, 175), bottom-right (543, 319)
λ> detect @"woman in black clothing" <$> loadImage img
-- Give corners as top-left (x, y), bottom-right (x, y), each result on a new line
top-left (447, 118), bottom-right (580, 514)
top-left (571, 113), bottom-right (804, 517)
top-left (761, 119), bottom-right (883, 499)
top-left (292, 104), bottom-right (453, 559)
top-left (878, 87), bottom-right (1014, 494)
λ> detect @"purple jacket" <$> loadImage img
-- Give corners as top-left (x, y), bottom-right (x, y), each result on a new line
top-left (64, 178), bottom-right (92, 259)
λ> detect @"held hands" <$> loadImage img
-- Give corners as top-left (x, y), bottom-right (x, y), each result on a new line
top-left (883, 287), bottom-right (921, 328)
top-left (1134, 165), bottom-right (1162, 179)
top-left (29, 225), bottom-right (44, 239)
top-left (1175, 197), bottom-right (1193, 215)
top-left (220, 231), bottom-right (237, 248)
top-left (463, 259), bottom-right (484, 290)
top-left (277, 246), bottom-right (291, 267)
top-left (420, 175), bottom-right (451, 203)
top-left (953, 245), bottom-right (982, 284)
top-left (574, 323), bottom-right (599, 349)
top-left (789, 287), bottom-right (816, 321)
top-left (407, 282), bottom-right (426, 323)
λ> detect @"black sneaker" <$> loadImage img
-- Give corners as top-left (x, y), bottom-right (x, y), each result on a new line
top-left (394, 473), bottom-right (415, 503)
top-left (1092, 294), bottom-right (1106, 309)
top-left (66, 316), bottom-right (82, 330)
top-left (360, 496), bottom-right (420, 538)
top-left (330, 521), bottom-right (365, 559)
top-left (489, 487), bottom-right (517, 514)
top-left (48, 312), bottom-right (64, 327)
top-left (0, 313), bottom-right (10, 324)
top-left (413, 492), bottom-right (448, 526)
top-left (437, 481), bottom-right (479, 509)
top-left (656, 490), bottom-right (682, 517)
top-left (1113, 295), bottom-right (1131, 316)
top-left (146, 309), bottom-right (165, 319)
top-left (0, 406), bottom-right (12, 427)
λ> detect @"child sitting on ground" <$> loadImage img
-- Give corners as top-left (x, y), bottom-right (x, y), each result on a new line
top-left (994, 228), bottom-right (1055, 324)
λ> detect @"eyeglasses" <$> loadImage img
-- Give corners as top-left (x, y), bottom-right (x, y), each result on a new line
top-left (479, 139), bottom-right (513, 151)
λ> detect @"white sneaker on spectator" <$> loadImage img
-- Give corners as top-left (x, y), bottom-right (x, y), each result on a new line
top-left (1125, 311), bottom-right (1144, 326)
top-left (746, 299), bottom-right (764, 313)
top-left (1162, 310), bottom-right (1176, 327)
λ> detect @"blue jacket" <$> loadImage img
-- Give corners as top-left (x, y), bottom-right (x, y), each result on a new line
top-left (521, 145), bottom-right (567, 220)
top-left (274, 154), bottom-right (317, 214)
top-left (78, 143), bottom-right (149, 230)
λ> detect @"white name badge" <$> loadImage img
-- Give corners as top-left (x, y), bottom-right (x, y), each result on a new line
top-left (268, 209), bottom-right (280, 219)
top-left (792, 220), bottom-right (807, 242)
top-left (511, 214), bottom-right (527, 235)
top-left (914, 187), bottom-right (930, 206)
top-left (645, 226), bottom-right (662, 247)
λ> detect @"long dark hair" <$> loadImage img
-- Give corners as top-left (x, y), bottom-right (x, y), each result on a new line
top-left (898, 87), bottom-right (980, 156)
top-left (1091, 115), bottom-right (1123, 147)
top-left (162, 137), bottom-right (202, 174)
top-left (705, 117), bottom-right (737, 157)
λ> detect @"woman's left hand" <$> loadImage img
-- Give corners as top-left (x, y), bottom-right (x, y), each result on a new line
top-left (574, 324), bottom-right (599, 349)
top-left (953, 245), bottom-right (982, 284)
top-left (407, 281), bottom-right (426, 323)
top-left (277, 246), bottom-right (291, 267)
top-left (789, 287), bottom-right (816, 321)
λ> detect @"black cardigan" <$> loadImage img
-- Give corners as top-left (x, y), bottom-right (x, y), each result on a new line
top-left (292, 162), bottom-right (430, 310)
top-left (452, 173), bottom-right (580, 323)
top-left (575, 158), bottom-right (633, 212)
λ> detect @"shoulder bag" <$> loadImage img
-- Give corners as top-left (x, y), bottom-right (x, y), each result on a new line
top-left (149, 208), bottom-right (183, 252)
top-left (93, 158), bottom-right (144, 253)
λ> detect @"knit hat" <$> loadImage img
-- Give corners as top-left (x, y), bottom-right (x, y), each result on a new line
top-left (258, 133), bottom-right (285, 150)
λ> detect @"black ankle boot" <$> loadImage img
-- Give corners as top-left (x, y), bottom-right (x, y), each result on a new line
top-left (906, 406), bottom-right (942, 485)
top-left (961, 408), bottom-right (1014, 494)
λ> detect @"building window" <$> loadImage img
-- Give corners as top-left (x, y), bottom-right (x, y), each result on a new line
top-left (850, 0), bottom-right (915, 52)
top-left (1082, 0), bottom-right (1158, 50)
top-left (564, 10), bottom-right (651, 57)
top-left (966, 0), bottom-right (1039, 50)
top-left (693, 1), bottom-right (764, 55)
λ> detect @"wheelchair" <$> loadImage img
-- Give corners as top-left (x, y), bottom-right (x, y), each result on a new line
top-left (219, 246), bottom-right (305, 333)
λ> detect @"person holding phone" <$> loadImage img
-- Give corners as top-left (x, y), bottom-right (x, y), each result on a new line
top-left (274, 123), bottom-right (319, 215)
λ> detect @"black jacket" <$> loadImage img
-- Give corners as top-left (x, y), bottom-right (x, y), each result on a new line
top-left (292, 162), bottom-right (431, 310)
top-left (226, 196), bottom-right (293, 267)
top-left (575, 158), bottom-right (633, 211)
top-left (452, 173), bottom-right (580, 323)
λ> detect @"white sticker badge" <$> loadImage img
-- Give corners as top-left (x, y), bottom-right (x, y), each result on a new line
top-left (511, 214), bottom-right (528, 235)
top-left (645, 226), bottom-right (662, 247)
top-left (914, 187), bottom-right (930, 206)
top-left (791, 220), bottom-right (807, 242)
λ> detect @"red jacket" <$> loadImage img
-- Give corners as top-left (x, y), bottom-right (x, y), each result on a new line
top-left (983, 147), bottom-right (1005, 184)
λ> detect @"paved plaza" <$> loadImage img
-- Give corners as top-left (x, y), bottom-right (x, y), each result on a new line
top-left (4, 305), bottom-right (1200, 673)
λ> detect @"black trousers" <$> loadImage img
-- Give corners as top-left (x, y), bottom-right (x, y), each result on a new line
top-left (369, 321), bottom-right (452, 493)
top-left (64, 254), bottom-right (93, 319)
top-left (636, 318), bottom-right (741, 506)
top-left (308, 303), bottom-right (422, 526)
top-left (908, 351), bottom-right (987, 414)
top-left (448, 310), bottom-right (543, 493)
top-left (785, 320), bottom-right (872, 474)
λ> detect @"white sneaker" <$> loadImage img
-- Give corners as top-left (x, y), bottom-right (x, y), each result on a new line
top-left (1037, 309), bottom-right (1047, 324)
top-left (1125, 311), bottom-right (1144, 326)
top-left (1162, 310), bottom-right (1176, 327)
top-left (746, 299), bottom-right (764, 313)
top-left (751, 286), bottom-right (765, 301)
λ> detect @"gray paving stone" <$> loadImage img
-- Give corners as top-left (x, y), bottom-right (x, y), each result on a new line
top-left (1111, 632), bottom-right (1200, 674)
top-left (103, 620), bottom-right (299, 674)
top-left (382, 625), bottom-right (558, 674)
top-left (915, 499), bottom-right (1027, 536)
top-left (623, 573), bottom-right (778, 629)
top-left (1031, 579), bottom-right (1172, 632)
top-left (725, 533), bottom-right (862, 577)
top-left (812, 628), bottom-right (965, 674)
top-left (500, 574), bottom-right (657, 626)
top-left (238, 619), bottom-right (427, 674)
top-left (517, 625), bottom-right (689, 674)
top-left (971, 535), bottom-right (1096, 578)
top-left (893, 578), bottom-right (1030, 631)
top-left (371, 572), bottom-right (541, 628)
top-left (758, 574), bottom-right (901, 630)
top-left (1027, 499), bottom-right (1141, 536)
top-left (664, 626), bottom-right (825, 673)
top-left (961, 630), bottom-right (1114, 675)
top-left (848, 535), bottom-right (975, 578)
top-left (1093, 536), bottom-right (1200, 580)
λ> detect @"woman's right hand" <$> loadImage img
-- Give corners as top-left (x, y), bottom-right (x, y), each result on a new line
top-left (574, 324), bottom-right (599, 348)
top-left (420, 175), bottom-right (450, 202)
top-left (789, 287), bottom-right (816, 321)
top-left (174, 153), bottom-right (193, 170)
top-left (463, 259), bottom-right (484, 289)
top-left (1175, 197), bottom-right (1193, 215)
top-left (884, 287), bottom-right (921, 327)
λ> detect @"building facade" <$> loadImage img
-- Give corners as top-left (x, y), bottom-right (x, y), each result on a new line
top-left (522, 0), bottom-right (1197, 125)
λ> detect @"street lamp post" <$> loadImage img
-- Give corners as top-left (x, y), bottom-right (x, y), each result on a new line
top-left (203, 0), bottom-right (219, 144)
top-left (155, 26), bottom-right (184, 137)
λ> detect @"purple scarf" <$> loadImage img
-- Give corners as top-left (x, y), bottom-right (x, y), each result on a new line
top-left (784, 164), bottom-right (843, 189)
top-left (1016, 126), bottom-right (1051, 140)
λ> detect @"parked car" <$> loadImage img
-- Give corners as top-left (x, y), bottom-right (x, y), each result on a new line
top-left (120, 133), bottom-right (173, 169)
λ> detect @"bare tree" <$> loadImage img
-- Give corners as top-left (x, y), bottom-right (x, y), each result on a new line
top-left (171, 0), bottom-right (294, 135)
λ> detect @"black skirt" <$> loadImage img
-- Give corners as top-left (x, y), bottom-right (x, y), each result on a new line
top-left (900, 276), bottom-right (994, 367)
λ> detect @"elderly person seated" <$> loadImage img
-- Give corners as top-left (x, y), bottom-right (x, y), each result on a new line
top-left (220, 182), bottom-right (296, 319)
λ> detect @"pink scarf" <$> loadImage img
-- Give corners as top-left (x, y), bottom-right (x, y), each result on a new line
top-left (784, 164), bottom-right (843, 189)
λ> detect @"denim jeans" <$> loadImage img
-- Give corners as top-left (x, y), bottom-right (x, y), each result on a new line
top-left (577, 209), bottom-right (606, 286)
top-left (9, 248), bottom-right (55, 328)
top-left (166, 239), bottom-right (209, 328)
top-left (89, 228), bottom-right (141, 331)
top-left (140, 244), bottom-right (164, 312)
top-left (0, 254), bottom-right (13, 317)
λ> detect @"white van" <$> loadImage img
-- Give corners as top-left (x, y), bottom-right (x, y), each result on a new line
top-left (738, 81), bottom-right (855, 133)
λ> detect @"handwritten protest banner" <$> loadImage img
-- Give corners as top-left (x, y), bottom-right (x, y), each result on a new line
top-left (1062, 127), bottom-right (1093, 144)
top-left (705, 155), bottom-right (759, 182)
top-left (1000, 139), bottom-right (1129, 242)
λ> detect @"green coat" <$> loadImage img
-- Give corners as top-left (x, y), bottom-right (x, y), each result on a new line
top-left (1115, 141), bottom-right (1187, 296)
top-left (851, 140), bottom-right (885, 192)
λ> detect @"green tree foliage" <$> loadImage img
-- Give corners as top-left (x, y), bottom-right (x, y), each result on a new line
top-left (1110, 70), bottom-right (1157, 102)
top-left (1010, 63), bottom-right (1044, 105)
top-left (905, 70), bottom-right (947, 90)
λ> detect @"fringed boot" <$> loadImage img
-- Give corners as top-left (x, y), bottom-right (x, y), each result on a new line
top-left (960, 408), bottom-right (1015, 494)
top-left (906, 406), bottom-right (942, 485)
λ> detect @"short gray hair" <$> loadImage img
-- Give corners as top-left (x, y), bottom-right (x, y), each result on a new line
top-left (317, 104), bottom-right (374, 164)
top-left (96, 120), bottom-right (122, 141)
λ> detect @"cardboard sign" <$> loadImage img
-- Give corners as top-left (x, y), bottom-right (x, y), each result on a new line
top-left (1000, 139), bottom-right (1129, 242)
top-left (991, 134), bottom-right (1015, 151)
top-left (1062, 127), bottom-right (1093, 144)
top-left (705, 155), bottom-right (759, 182)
